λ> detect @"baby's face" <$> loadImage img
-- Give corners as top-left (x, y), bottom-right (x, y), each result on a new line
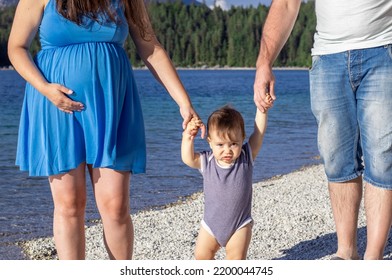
top-left (207, 130), bottom-right (244, 167)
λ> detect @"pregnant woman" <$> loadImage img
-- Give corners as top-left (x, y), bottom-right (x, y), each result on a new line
top-left (8, 0), bottom-right (203, 259)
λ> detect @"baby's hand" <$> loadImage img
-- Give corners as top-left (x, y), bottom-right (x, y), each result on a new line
top-left (263, 93), bottom-right (273, 111)
top-left (185, 117), bottom-right (204, 138)
top-left (265, 93), bottom-right (273, 104)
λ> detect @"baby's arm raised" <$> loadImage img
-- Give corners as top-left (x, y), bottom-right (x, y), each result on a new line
top-left (248, 94), bottom-right (272, 160)
top-left (181, 118), bottom-right (202, 169)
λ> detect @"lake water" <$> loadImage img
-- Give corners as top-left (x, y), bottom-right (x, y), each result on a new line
top-left (0, 69), bottom-right (320, 259)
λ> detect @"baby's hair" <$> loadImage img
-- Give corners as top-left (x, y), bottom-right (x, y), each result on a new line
top-left (207, 105), bottom-right (245, 140)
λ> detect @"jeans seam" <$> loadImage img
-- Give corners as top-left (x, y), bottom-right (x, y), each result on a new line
top-left (347, 51), bottom-right (355, 90)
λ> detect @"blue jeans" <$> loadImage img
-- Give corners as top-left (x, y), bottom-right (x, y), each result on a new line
top-left (310, 45), bottom-right (392, 189)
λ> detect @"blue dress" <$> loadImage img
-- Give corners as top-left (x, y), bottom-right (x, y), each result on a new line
top-left (16, 0), bottom-right (146, 176)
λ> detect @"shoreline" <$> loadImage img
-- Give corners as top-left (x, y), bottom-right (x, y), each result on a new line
top-left (1, 66), bottom-right (309, 71)
top-left (16, 164), bottom-right (392, 260)
top-left (135, 66), bottom-right (309, 71)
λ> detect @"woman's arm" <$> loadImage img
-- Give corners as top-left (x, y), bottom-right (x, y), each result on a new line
top-left (8, 0), bottom-right (84, 113)
top-left (128, 0), bottom-right (205, 137)
top-left (8, 0), bottom-right (46, 91)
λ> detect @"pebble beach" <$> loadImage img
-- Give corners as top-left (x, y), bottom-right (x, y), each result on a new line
top-left (18, 164), bottom-right (392, 260)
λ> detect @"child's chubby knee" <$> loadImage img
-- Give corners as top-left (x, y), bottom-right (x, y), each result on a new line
top-left (194, 243), bottom-right (218, 260)
top-left (194, 250), bottom-right (215, 260)
top-left (225, 252), bottom-right (247, 260)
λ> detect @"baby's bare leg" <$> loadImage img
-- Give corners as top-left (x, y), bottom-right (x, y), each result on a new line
top-left (225, 223), bottom-right (253, 260)
top-left (194, 226), bottom-right (220, 260)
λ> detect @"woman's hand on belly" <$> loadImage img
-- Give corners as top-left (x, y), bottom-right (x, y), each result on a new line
top-left (42, 83), bottom-right (85, 114)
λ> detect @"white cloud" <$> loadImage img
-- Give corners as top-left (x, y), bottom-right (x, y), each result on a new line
top-left (211, 0), bottom-right (230, 10)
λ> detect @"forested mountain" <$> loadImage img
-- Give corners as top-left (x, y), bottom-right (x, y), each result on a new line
top-left (0, 0), bottom-right (316, 68)
top-left (0, 0), bottom-right (17, 8)
top-left (0, 0), bottom-right (201, 6)
top-left (0, 4), bottom-right (15, 67)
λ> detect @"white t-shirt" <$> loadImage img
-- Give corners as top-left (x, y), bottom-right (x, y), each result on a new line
top-left (312, 0), bottom-right (392, 55)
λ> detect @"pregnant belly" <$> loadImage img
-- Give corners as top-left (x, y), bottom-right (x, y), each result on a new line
top-left (35, 42), bottom-right (131, 103)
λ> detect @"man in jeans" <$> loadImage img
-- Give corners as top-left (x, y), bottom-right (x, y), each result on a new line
top-left (254, 0), bottom-right (392, 260)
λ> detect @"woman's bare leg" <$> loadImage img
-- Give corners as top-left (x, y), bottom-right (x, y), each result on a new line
top-left (90, 167), bottom-right (133, 259)
top-left (49, 163), bottom-right (87, 260)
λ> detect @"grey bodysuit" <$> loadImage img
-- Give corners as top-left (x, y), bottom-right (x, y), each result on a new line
top-left (199, 143), bottom-right (253, 247)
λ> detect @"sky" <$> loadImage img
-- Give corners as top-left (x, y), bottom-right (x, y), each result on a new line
top-left (204, 0), bottom-right (272, 8)
top-left (229, 0), bottom-right (272, 7)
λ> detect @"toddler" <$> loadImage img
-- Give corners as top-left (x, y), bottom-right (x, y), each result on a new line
top-left (181, 98), bottom-right (271, 260)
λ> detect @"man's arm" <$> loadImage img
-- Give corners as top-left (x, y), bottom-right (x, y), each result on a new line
top-left (254, 0), bottom-right (302, 112)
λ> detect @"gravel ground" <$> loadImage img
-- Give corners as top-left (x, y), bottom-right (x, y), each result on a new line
top-left (18, 164), bottom-right (392, 260)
